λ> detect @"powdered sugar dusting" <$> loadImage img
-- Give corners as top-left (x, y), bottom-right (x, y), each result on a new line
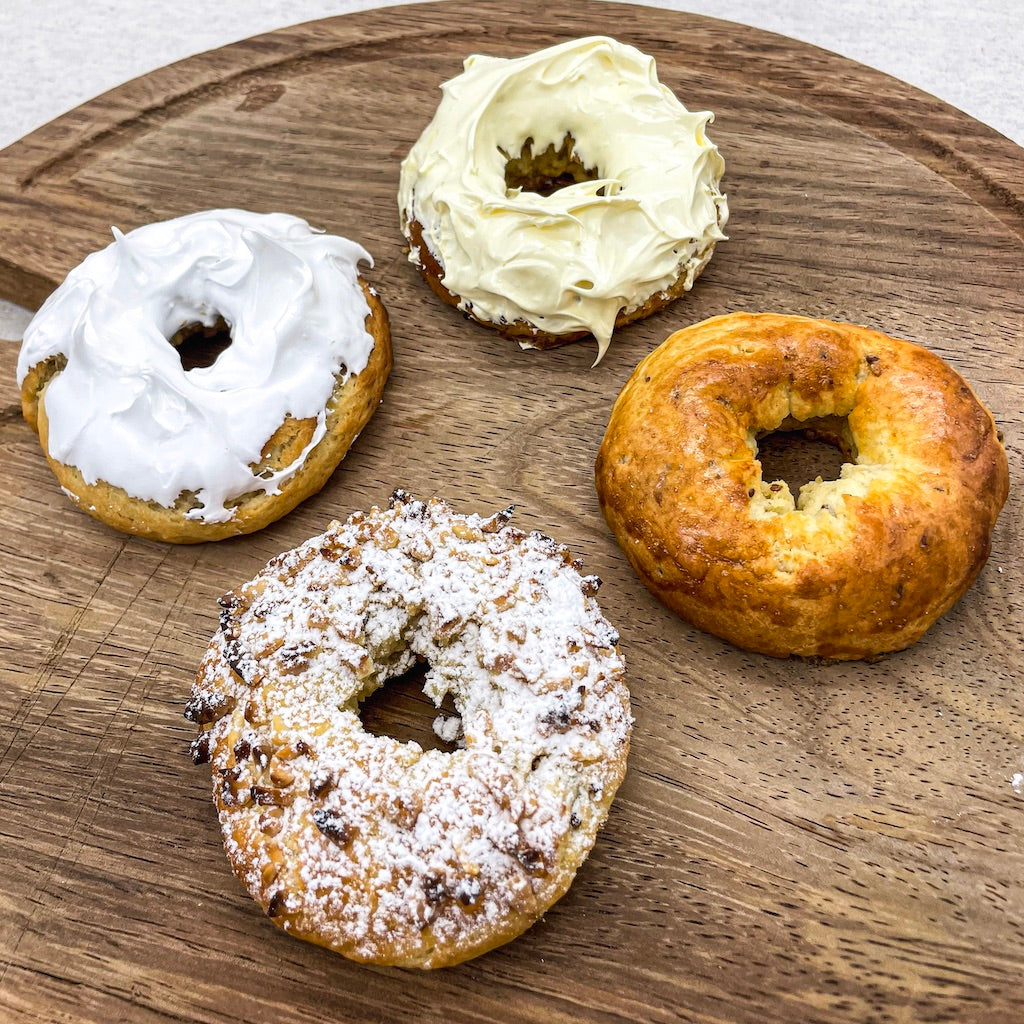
top-left (433, 712), bottom-right (463, 744)
top-left (187, 492), bottom-right (631, 968)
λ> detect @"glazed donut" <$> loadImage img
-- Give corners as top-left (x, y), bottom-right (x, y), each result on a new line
top-left (595, 312), bottom-right (1009, 660)
top-left (186, 492), bottom-right (632, 968)
top-left (398, 36), bottom-right (728, 362)
top-left (17, 209), bottom-right (391, 543)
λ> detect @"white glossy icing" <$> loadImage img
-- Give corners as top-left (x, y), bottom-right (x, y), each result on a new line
top-left (398, 35), bottom-right (729, 361)
top-left (17, 209), bottom-right (375, 523)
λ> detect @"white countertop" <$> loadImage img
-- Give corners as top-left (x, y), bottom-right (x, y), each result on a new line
top-left (1, 0), bottom-right (1021, 338)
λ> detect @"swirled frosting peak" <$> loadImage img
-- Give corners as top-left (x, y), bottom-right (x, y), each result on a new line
top-left (16, 209), bottom-right (375, 523)
top-left (399, 35), bottom-right (729, 361)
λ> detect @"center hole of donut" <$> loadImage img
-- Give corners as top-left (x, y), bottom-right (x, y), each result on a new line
top-left (756, 415), bottom-right (854, 491)
top-left (503, 134), bottom-right (600, 197)
top-left (359, 658), bottom-right (461, 753)
top-left (169, 316), bottom-right (233, 370)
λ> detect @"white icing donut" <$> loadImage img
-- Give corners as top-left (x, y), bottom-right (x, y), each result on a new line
top-left (187, 492), bottom-right (632, 968)
top-left (398, 35), bottom-right (729, 361)
top-left (17, 209), bottom-right (379, 525)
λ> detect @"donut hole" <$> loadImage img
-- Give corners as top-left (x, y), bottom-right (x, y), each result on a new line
top-left (502, 134), bottom-right (601, 197)
top-left (359, 658), bottom-right (462, 753)
top-left (756, 415), bottom-right (856, 496)
top-left (169, 316), bottom-right (233, 370)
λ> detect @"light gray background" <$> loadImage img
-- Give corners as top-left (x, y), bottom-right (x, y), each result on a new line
top-left (1, 0), bottom-right (1021, 338)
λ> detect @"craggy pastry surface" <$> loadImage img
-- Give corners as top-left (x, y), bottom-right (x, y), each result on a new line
top-left (188, 493), bottom-right (632, 968)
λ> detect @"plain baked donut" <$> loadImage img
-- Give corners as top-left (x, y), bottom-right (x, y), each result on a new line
top-left (398, 35), bottom-right (728, 362)
top-left (17, 209), bottom-right (391, 543)
top-left (595, 312), bottom-right (1009, 660)
top-left (186, 491), bottom-right (632, 968)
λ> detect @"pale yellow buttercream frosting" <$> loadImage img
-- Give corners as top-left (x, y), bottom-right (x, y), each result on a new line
top-left (398, 35), bottom-right (728, 361)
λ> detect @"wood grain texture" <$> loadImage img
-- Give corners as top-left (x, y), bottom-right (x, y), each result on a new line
top-left (1, 2), bottom-right (1022, 1021)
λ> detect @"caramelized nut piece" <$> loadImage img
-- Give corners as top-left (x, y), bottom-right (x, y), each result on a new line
top-left (258, 809), bottom-right (285, 837)
top-left (251, 785), bottom-right (295, 807)
top-left (453, 521), bottom-right (483, 542)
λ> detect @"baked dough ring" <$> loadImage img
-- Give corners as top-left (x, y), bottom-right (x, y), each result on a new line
top-left (398, 36), bottom-right (727, 362)
top-left (17, 210), bottom-right (392, 544)
top-left (187, 492), bottom-right (631, 968)
top-left (595, 312), bottom-right (1009, 660)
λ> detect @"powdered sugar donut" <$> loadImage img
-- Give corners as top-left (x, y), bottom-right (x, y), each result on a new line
top-left (17, 209), bottom-right (391, 543)
top-left (186, 491), bottom-right (632, 968)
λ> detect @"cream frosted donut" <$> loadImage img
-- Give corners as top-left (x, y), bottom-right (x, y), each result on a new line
top-left (186, 492), bottom-right (632, 968)
top-left (398, 35), bottom-right (728, 361)
top-left (17, 209), bottom-right (391, 543)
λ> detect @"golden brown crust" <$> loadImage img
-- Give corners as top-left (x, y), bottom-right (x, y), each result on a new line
top-left (595, 312), bottom-right (1009, 660)
top-left (22, 280), bottom-right (392, 544)
top-left (405, 218), bottom-right (714, 350)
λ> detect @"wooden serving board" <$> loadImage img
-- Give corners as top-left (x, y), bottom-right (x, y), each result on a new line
top-left (1, 4), bottom-right (1022, 1022)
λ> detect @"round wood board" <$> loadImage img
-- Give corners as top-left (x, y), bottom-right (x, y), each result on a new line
top-left (1, 3), bottom-right (1022, 1022)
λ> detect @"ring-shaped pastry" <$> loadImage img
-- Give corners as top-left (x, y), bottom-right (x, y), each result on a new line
top-left (187, 492), bottom-right (632, 968)
top-left (595, 312), bottom-right (1008, 659)
top-left (17, 209), bottom-right (391, 543)
top-left (399, 36), bottom-right (728, 362)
